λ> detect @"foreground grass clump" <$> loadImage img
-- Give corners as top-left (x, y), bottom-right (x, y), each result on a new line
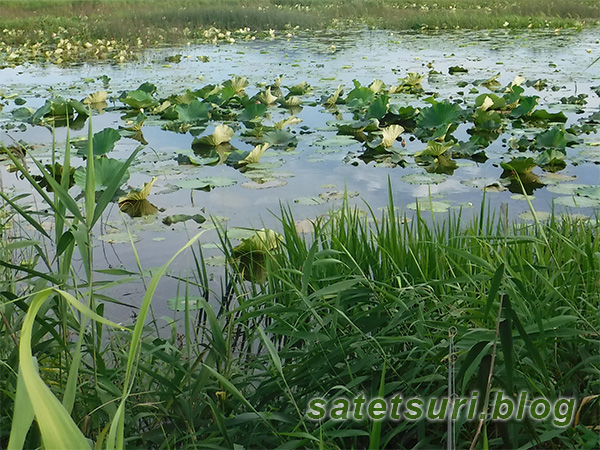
top-left (0, 0), bottom-right (599, 64)
top-left (1, 162), bottom-right (599, 448)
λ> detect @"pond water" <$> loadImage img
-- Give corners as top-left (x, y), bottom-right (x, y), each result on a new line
top-left (1, 28), bottom-right (599, 322)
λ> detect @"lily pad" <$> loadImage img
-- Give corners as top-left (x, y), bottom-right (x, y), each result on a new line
top-left (554, 196), bottom-right (600, 208)
top-left (241, 179), bottom-right (287, 189)
top-left (294, 196), bottom-right (326, 205)
top-left (575, 186), bottom-right (600, 200)
top-left (518, 211), bottom-right (552, 221)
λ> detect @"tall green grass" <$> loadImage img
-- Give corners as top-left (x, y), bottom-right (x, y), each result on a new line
top-left (0, 126), bottom-right (599, 448)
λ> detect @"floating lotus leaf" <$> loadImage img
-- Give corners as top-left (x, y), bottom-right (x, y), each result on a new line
top-left (500, 157), bottom-right (537, 175)
top-left (554, 196), bottom-right (600, 208)
top-left (98, 231), bottom-right (140, 244)
top-left (366, 95), bottom-right (389, 120)
top-left (536, 149), bottom-right (566, 170)
top-left (575, 186), bottom-right (600, 200)
top-left (317, 135), bottom-right (358, 147)
top-left (407, 200), bottom-right (451, 212)
top-left (194, 124), bottom-right (234, 147)
top-left (401, 172), bottom-right (447, 185)
top-left (475, 94), bottom-right (506, 111)
top-left (518, 211), bottom-right (552, 221)
top-left (167, 296), bottom-right (203, 311)
top-left (547, 183), bottom-right (588, 195)
top-left (175, 176), bottom-right (237, 190)
top-left (74, 157), bottom-right (130, 192)
top-left (241, 179), bottom-right (287, 189)
top-left (534, 126), bottom-right (573, 150)
top-left (448, 66), bottom-right (468, 75)
top-left (162, 214), bottom-right (206, 226)
top-left (245, 162), bottom-right (281, 170)
top-left (263, 130), bottom-right (297, 146)
top-left (510, 97), bottom-right (539, 118)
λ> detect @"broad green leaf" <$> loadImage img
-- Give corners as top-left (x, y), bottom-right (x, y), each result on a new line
top-left (414, 140), bottom-right (452, 157)
top-left (175, 99), bottom-right (211, 122)
top-left (263, 130), bottom-right (297, 146)
top-left (74, 158), bottom-right (130, 191)
top-left (121, 90), bottom-right (158, 110)
top-left (417, 101), bottom-right (462, 129)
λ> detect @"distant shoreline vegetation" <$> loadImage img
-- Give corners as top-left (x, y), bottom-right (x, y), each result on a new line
top-left (1, 0), bottom-right (599, 64)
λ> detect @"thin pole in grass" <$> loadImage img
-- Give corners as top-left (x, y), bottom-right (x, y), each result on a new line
top-left (468, 294), bottom-right (504, 450)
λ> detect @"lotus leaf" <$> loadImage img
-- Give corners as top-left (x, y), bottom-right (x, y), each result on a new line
top-left (415, 140), bottom-right (452, 158)
top-left (366, 95), bottom-right (389, 120)
top-left (294, 196), bottom-right (326, 205)
top-left (263, 130), bottom-right (297, 147)
top-left (401, 172), bottom-right (447, 185)
top-left (526, 109), bottom-right (568, 123)
top-left (231, 228), bottom-right (283, 283)
top-left (534, 126), bottom-right (573, 150)
top-left (536, 149), bottom-right (566, 170)
top-left (369, 79), bottom-right (386, 93)
top-left (257, 87), bottom-right (278, 105)
top-left (32, 97), bottom-right (88, 124)
top-left (500, 157), bottom-right (536, 175)
top-left (417, 101), bottom-right (462, 129)
top-left (575, 186), bottom-right (600, 200)
top-left (323, 85), bottom-right (344, 107)
top-left (83, 90), bottom-right (108, 110)
top-left (162, 214), bottom-right (206, 226)
top-left (175, 176), bottom-right (237, 190)
top-left (175, 100), bottom-right (211, 122)
top-left (381, 124), bottom-right (404, 148)
top-left (240, 144), bottom-right (270, 165)
top-left (286, 81), bottom-right (312, 95)
top-left (194, 125), bottom-right (234, 147)
top-left (510, 96), bottom-right (539, 118)
top-left (554, 196), bottom-right (600, 208)
top-left (223, 76), bottom-right (249, 96)
top-left (407, 200), bottom-right (451, 212)
top-left (121, 90), bottom-right (158, 110)
top-left (345, 81), bottom-right (374, 109)
top-left (481, 73), bottom-right (501, 91)
top-left (475, 94), bottom-right (506, 111)
top-left (74, 157), bottom-right (130, 192)
top-left (278, 96), bottom-right (302, 108)
top-left (76, 127), bottom-right (121, 157)
top-left (448, 66), bottom-right (468, 75)
top-left (274, 116), bottom-right (302, 130)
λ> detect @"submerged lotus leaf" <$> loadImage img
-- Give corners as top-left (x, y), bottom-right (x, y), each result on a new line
top-left (118, 177), bottom-right (158, 218)
top-left (195, 124), bottom-right (234, 147)
top-left (401, 172), bottom-right (447, 185)
top-left (74, 157), bottom-right (130, 191)
top-left (381, 124), bottom-right (404, 148)
top-left (407, 200), bottom-right (451, 212)
top-left (167, 296), bottom-right (203, 311)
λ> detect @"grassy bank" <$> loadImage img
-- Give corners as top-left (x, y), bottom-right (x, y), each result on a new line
top-left (1, 0), bottom-right (599, 63)
top-left (1, 123), bottom-right (599, 448)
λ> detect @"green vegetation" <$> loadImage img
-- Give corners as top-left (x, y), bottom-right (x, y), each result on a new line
top-left (1, 0), bottom-right (599, 63)
top-left (1, 118), bottom-right (599, 447)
